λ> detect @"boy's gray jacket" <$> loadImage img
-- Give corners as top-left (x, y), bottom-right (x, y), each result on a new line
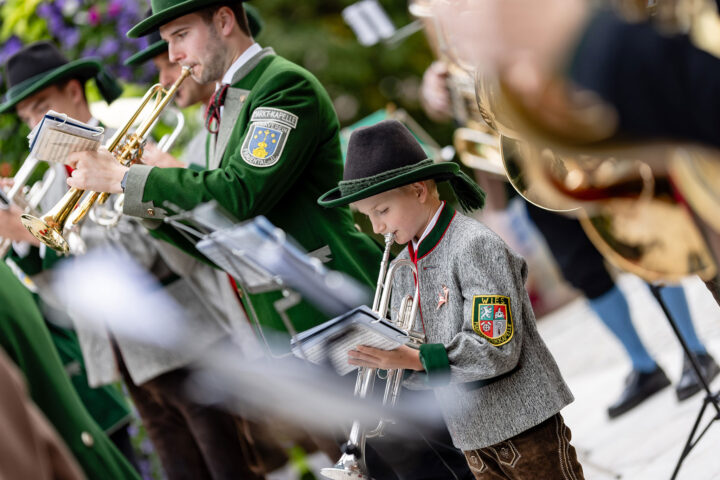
top-left (394, 205), bottom-right (573, 450)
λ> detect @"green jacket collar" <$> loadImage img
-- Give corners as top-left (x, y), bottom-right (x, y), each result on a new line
top-left (229, 47), bottom-right (275, 89)
top-left (408, 202), bottom-right (456, 261)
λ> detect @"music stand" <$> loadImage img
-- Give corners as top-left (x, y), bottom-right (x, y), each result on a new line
top-left (653, 211), bottom-right (720, 480)
top-left (162, 201), bottom-right (371, 359)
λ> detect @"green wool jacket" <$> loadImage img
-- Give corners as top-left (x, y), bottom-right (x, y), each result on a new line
top-left (0, 262), bottom-right (140, 480)
top-left (123, 48), bottom-right (381, 344)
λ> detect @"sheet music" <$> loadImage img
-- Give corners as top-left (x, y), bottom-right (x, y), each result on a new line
top-left (27, 110), bottom-right (104, 164)
top-left (291, 305), bottom-right (409, 375)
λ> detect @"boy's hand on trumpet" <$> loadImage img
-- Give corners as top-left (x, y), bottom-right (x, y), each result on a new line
top-left (66, 148), bottom-right (128, 194)
top-left (348, 345), bottom-right (424, 371)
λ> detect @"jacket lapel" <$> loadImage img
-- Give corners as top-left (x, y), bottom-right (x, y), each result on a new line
top-left (210, 47), bottom-right (275, 169)
top-left (210, 87), bottom-right (249, 169)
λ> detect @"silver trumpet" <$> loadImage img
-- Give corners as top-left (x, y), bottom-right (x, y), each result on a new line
top-left (0, 155), bottom-right (62, 257)
top-left (321, 233), bottom-right (425, 480)
top-left (88, 104), bottom-right (185, 228)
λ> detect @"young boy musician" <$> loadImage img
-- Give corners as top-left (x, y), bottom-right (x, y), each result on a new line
top-left (319, 120), bottom-right (585, 479)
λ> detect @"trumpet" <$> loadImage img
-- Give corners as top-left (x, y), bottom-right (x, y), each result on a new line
top-left (322, 233), bottom-right (425, 480)
top-left (0, 156), bottom-right (59, 257)
top-left (88, 104), bottom-right (186, 228)
top-left (21, 67), bottom-right (192, 254)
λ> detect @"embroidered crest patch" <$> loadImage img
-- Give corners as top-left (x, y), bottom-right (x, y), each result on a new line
top-left (471, 295), bottom-right (514, 346)
top-left (241, 107), bottom-right (298, 167)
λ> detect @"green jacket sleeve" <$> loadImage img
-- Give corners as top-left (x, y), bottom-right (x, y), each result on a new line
top-left (128, 68), bottom-right (322, 224)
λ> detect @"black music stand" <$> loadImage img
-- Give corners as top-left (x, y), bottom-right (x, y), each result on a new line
top-left (648, 284), bottom-right (720, 479)
top-left (161, 201), bottom-right (370, 359)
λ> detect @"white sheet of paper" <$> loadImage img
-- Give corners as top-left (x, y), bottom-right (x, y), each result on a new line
top-left (28, 110), bottom-right (104, 164)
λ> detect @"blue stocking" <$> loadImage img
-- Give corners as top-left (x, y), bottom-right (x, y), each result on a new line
top-left (658, 285), bottom-right (706, 355)
top-left (589, 285), bottom-right (656, 372)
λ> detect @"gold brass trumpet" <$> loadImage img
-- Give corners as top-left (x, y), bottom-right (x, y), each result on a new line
top-left (0, 155), bottom-right (57, 257)
top-left (21, 67), bottom-right (192, 254)
top-left (322, 233), bottom-right (425, 480)
top-left (88, 104), bottom-right (186, 228)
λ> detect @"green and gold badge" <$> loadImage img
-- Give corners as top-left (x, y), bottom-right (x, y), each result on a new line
top-left (472, 295), bottom-right (514, 346)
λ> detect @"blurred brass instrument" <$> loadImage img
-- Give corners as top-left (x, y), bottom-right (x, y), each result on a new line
top-left (322, 233), bottom-right (425, 480)
top-left (0, 156), bottom-right (57, 257)
top-left (417, 0), bottom-right (719, 282)
top-left (88, 104), bottom-right (186, 228)
top-left (475, 71), bottom-right (717, 282)
top-left (21, 67), bottom-right (191, 254)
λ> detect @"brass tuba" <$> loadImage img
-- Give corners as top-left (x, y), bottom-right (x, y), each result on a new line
top-left (321, 233), bottom-right (425, 480)
top-left (21, 67), bottom-right (192, 254)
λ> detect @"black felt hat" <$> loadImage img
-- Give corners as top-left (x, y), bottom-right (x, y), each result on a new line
top-left (318, 120), bottom-right (485, 212)
top-left (0, 41), bottom-right (122, 114)
top-left (125, 4), bottom-right (264, 67)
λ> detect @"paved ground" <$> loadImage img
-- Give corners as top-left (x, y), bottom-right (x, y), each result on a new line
top-left (542, 274), bottom-right (720, 480)
top-left (270, 273), bottom-right (720, 480)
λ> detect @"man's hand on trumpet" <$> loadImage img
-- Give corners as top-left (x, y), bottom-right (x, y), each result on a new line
top-left (348, 345), bottom-right (424, 371)
top-left (141, 143), bottom-right (185, 169)
top-left (66, 148), bottom-right (128, 194)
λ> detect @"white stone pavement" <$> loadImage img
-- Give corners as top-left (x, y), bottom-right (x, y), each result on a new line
top-left (270, 273), bottom-right (720, 480)
top-left (541, 274), bottom-right (720, 480)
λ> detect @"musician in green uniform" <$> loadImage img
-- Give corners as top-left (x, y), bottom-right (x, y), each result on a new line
top-left (67, 0), bottom-right (383, 341)
top-left (0, 41), bottom-right (138, 467)
top-left (0, 261), bottom-right (140, 480)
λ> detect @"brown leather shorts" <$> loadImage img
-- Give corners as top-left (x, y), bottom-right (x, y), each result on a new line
top-left (463, 413), bottom-right (585, 480)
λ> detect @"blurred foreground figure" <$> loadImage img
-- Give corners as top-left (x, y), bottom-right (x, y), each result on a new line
top-left (0, 348), bottom-right (84, 480)
top-left (431, 0), bottom-right (720, 305)
top-left (0, 261), bottom-right (139, 479)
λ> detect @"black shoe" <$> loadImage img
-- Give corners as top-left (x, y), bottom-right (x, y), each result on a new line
top-left (675, 353), bottom-right (720, 401)
top-left (607, 367), bottom-right (671, 419)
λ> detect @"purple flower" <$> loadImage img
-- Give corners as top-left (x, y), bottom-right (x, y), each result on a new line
top-left (37, 3), bottom-right (54, 19)
top-left (82, 45), bottom-right (99, 58)
top-left (64, 29), bottom-right (81, 49)
top-left (88, 5), bottom-right (101, 26)
top-left (108, 0), bottom-right (122, 19)
top-left (97, 37), bottom-right (118, 57)
top-left (0, 36), bottom-right (22, 63)
top-left (116, 65), bottom-right (133, 81)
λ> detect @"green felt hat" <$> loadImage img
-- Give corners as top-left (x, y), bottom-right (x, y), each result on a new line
top-left (127, 0), bottom-right (250, 39)
top-left (318, 120), bottom-right (486, 212)
top-left (0, 41), bottom-right (122, 114)
top-left (125, 4), bottom-right (263, 67)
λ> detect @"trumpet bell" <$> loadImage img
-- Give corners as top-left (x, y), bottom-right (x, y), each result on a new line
top-left (20, 213), bottom-right (70, 254)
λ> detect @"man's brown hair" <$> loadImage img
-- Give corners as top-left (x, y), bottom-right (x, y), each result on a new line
top-left (197, 3), bottom-right (251, 37)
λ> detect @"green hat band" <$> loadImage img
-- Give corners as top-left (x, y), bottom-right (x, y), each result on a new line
top-left (338, 159), bottom-right (434, 197)
top-left (4, 71), bottom-right (51, 103)
top-left (3, 63), bottom-right (122, 106)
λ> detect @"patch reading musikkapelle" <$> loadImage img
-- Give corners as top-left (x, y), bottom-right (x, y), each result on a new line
top-left (241, 107), bottom-right (299, 167)
top-left (471, 295), bottom-right (514, 346)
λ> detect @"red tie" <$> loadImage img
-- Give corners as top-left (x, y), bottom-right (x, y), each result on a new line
top-left (204, 84), bottom-right (230, 134)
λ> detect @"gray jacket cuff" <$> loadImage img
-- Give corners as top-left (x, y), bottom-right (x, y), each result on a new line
top-left (122, 164), bottom-right (167, 220)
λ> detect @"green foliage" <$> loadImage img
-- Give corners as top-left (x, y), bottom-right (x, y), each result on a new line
top-left (256, 0), bottom-right (454, 143)
top-left (0, 0), bottom-right (48, 41)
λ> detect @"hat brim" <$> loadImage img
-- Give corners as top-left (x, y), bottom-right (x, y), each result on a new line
top-left (0, 59), bottom-right (101, 114)
top-left (127, 0), bottom-right (247, 38)
top-left (318, 162), bottom-right (459, 208)
top-left (124, 39), bottom-right (168, 67)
